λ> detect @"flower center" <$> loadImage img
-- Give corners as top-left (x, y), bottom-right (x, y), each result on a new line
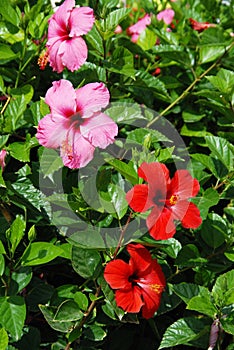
top-left (70, 112), bottom-right (83, 129)
top-left (169, 194), bottom-right (179, 205)
top-left (128, 273), bottom-right (138, 286)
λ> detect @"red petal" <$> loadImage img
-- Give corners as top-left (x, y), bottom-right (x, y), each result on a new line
top-left (126, 184), bottom-right (154, 212)
top-left (104, 260), bottom-right (132, 289)
top-left (169, 170), bottom-right (200, 199)
top-left (181, 202), bottom-right (202, 229)
top-left (141, 285), bottom-right (164, 319)
top-left (115, 286), bottom-right (143, 313)
top-left (147, 206), bottom-right (176, 240)
top-left (138, 162), bottom-right (170, 185)
top-left (127, 243), bottom-right (154, 275)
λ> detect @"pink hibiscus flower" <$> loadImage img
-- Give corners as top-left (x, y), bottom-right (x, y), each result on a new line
top-left (157, 9), bottom-right (175, 25)
top-left (127, 14), bottom-right (151, 43)
top-left (0, 149), bottom-right (7, 171)
top-left (36, 79), bottom-right (118, 169)
top-left (46, 0), bottom-right (95, 73)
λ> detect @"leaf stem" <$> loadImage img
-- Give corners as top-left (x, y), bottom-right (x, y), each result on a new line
top-left (113, 212), bottom-right (133, 259)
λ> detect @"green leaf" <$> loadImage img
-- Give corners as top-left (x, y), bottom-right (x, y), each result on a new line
top-left (10, 85), bottom-right (34, 104)
top-left (0, 296), bottom-right (26, 341)
top-left (175, 244), bottom-right (208, 267)
top-left (84, 325), bottom-right (107, 341)
top-left (9, 267), bottom-right (32, 294)
top-left (105, 102), bottom-right (143, 124)
top-left (0, 255), bottom-right (5, 276)
top-left (205, 135), bottom-right (233, 171)
top-left (8, 141), bottom-right (31, 162)
top-left (73, 292), bottom-right (88, 311)
top-left (200, 213), bottom-right (226, 248)
top-left (187, 288), bottom-right (217, 318)
top-left (6, 215), bottom-right (25, 256)
top-left (0, 328), bottom-right (8, 349)
top-left (39, 148), bottom-right (63, 179)
top-left (221, 312), bottom-right (234, 335)
top-left (67, 229), bottom-right (106, 250)
top-left (191, 187), bottom-right (219, 220)
top-left (212, 270), bottom-right (234, 307)
top-left (172, 283), bottom-right (208, 305)
top-left (100, 184), bottom-right (128, 219)
top-left (106, 159), bottom-right (138, 185)
top-left (53, 300), bottom-right (83, 322)
top-left (137, 28), bottom-right (157, 51)
top-left (0, 0), bottom-right (20, 26)
top-left (39, 305), bottom-right (74, 333)
top-left (0, 44), bottom-right (18, 63)
top-left (0, 240), bottom-right (6, 254)
top-left (104, 47), bottom-right (135, 77)
top-left (0, 135), bottom-right (9, 149)
top-left (159, 317), bottom-right (209, 349)
top-left (21, 242), bottom-right (64, 266)
top-left (85, 23), bottom-right (104, 55)
top-left (71, 247), bottom-right (102, 279)
top-left (199, 46), bottom-right (225, 64)
top-left (4, 95), bottom-right (27, 132)
top-left (105, 8), bottom-right (130, 32)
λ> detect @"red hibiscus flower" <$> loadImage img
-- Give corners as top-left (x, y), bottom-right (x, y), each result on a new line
top-left (126, 162), bottom-right (202, 240)
top-left (189, 18), bottom-right (216, 32)
top-left (104, 243), bottom-right (166, 319)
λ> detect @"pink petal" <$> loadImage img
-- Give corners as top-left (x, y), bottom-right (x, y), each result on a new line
top-left (80, 112), bottom-right (118, 148)
top-left (127, 14), bottom-right (151, 35)
top-left (0, 149), bottom-right (7, 171)
top-left (58, 36), bottom-right (88, 72)
top-left (45, 80), bottom-right (76, 117)
top-left (115, 286), bottom-right (144, 313)
top-left (50, 0), bottom-right (74, 34)
top-left (36, 113), bottom-right (67, 148)
top-left (126, 184), bottom-right (154, 212)
top-left (104, 260), bottom-right (132, 289)
top-left (157, 9), bottom-right (175, 25)
top-left (75, 83), bottom-right (110, 118)
top-left (147, 206), bottom-right (176, 240)
top-left (69, 7), bottom-right (94, 37)
top-left (61, 130), bottom-right (95, 169)
top-left (47, 39), bottom-right (65, 73)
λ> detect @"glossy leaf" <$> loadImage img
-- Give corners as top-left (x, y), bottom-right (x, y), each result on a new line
top-left (21, 242), bottom-right (64, 266)
top-left (71, 247), bottom-right (102, 279)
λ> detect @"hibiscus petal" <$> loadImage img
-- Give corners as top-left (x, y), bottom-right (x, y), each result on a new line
top-left (127, 14), bottom-right (151, 35)
top-left (157, 9), bottom-right (175, 25)
top-left (58, 37), bottom-right (88, 72)
top-left (138, 162), bottom-right (169, 203)
top-left (47, 39), bottom-right (65, 73)
top-left (141, 285), bottom-right (164, 319)
top-left (69, 7), bottom-right (95, 37)
top-left (48, 0), bottom-right (74, 39)
top-left (126, 184), bottom-right (154, 212)
top-left (104, 260), bottom-right (132, 289)
top-left (80, 112), bottom-right (118, 148)
top-left (61, 131), bottom-right (95, 169)
top-left (45, 80), bottom-right (76, 117)
top-left (127, 244), bottom-right (153, 275)
top-left (115, 287), bottom-right (143, 313)
top-left (75, 83), bottom-right (110, 118)
top-left (36, 113), bottom-right (67, 148)
top-left (181, 202), bottom-right (202, 229)
top-left (147, 206), bottom-right (176, 240)
top-left (169, 170), bottom-right (200, 199)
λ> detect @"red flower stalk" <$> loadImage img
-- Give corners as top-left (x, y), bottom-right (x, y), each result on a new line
top-left (104, 243), bottom-right (166, 319)
top-left (126, 162), bottom-right (202, 240)
top-left (189, 18), bottom-right (216, 32)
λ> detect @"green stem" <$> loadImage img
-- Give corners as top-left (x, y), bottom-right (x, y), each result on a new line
top-left (147, 41), bottom-right (234, 128)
